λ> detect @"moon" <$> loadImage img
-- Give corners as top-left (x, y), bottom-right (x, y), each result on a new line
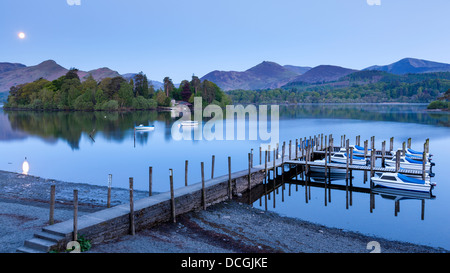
top-left (18, 32), bottom-right (26, 39)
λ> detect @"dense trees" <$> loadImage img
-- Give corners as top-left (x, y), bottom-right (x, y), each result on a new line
top-left (228, 79), bottom-right (450, 104)
top-left (4, 69), bottom-right (231, 111)
top-left (427, 89), bottom-right (450, 110)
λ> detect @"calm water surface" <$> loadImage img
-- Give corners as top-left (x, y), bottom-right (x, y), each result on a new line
top-left (0, 104), bottom-right (449, 250)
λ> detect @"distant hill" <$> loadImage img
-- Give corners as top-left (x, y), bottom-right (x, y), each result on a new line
top-left (201, 61), bottom-right (300, 91)
top-left (122, 73), bottom-right (164, 90)
top-left (0, 62), bottom-right (26, 74)
top-left (283, 65), bottom-right (312, 75)
top-left (364, 58), bottom-right (450, 75)
top-left (0, 60), bottom-right (68, 93)
top-left (287, 65), bottom-right (358, 84)
top-left (0, 60), bottom-right (122, 93)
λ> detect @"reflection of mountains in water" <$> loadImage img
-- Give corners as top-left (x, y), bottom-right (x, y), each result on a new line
top-left (1, 104), bottom-right (449, 149)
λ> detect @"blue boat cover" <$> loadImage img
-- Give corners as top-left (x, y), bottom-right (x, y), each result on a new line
top-left (405, 153), bottom-right (422, 160)
top-left (405, 157), bottom-right (422, 164)
top-left (344, 153), bottom-right (365, 160)
top-left (355, 145), bottom-right (371, 151)
top-left (397, 173), bottom-right (425, 185)
top-left (298, 139), bottom-right (315, 149)
top-left (407, 148), bottom-right (423, 155)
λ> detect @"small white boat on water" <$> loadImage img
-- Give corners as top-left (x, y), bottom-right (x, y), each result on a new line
top-left (371, 172), bottom-right (436, 192)
top-left (389, 148), bottom-right (433, 162)
top-left (180, 120), bottom-right (199, 126)
top-left (134, 124), bottom-right (155, 131)
top-left (385, 155), bottom-right (433, 173)
top-left (330, 152), bottom-right (369, 166)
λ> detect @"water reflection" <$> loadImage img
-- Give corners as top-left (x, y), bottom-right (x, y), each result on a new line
top-left (1, 104), bottom-right (449, 149)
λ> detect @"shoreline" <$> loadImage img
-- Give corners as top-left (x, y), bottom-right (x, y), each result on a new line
top-left (0, 170), bottom-right (448, 253)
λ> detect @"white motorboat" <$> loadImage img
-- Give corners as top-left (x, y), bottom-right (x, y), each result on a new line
top-left (134, 124), bottom-right (155, 131)
top-left (385, 155), bottom-right (433, 173)
top-left (329, 152), bottom-right (369, 166)
top-left (389, 148), bottom-right (433, 163)
top-left (180, 120), bottom-right (199, 126)
top-left (371, 172), bottom-right (435, 192)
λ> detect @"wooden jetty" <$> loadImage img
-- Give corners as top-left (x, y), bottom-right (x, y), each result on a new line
top-left (17, 133), bottom-right (432, 253)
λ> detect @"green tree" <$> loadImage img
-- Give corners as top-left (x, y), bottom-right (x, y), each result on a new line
top-left (163, 77), bottom-right (175, 97)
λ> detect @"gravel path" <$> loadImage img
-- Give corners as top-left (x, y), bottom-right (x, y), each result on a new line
top-left (0, 170), bottom-right (447, 253)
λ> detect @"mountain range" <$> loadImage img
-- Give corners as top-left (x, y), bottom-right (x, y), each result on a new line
top-left (1, 57), bottom-right (450, 93)
top-left (201, 58), bottom-right (450, 91)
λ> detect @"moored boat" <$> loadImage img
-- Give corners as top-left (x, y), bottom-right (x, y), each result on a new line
top-left (180, 120), bottom-right (199, 126)
top-left (371, 172), bottom-right (436, 192)
top-left (134, 124), bottom-right (155, 131)
top-left (385, 155), bottom-right (433, 173)
top-left (329, 152), bottom-right (369, 166)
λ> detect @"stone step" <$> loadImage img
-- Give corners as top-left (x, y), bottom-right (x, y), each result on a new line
top-left (34, 231), bottom-right (65, 243)
top-left (23, 237), bottom-right (56, 253)
top-left (16, 245), bottom-right (46, 253)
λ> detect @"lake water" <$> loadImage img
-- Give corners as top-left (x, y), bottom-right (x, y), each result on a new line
top-left (0, 103), bottom-right (449, 250)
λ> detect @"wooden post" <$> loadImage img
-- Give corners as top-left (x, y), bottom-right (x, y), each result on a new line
top-left (273, 149), bottom-right (276, 179)
top-left (422, 151), bottom-right (426, 181)
top-left (371, 149), bottom-right (376, 178)
top-left (73, 189), bottom-right (78, 241)
top-left (321, 134), bottom-right (323, 151)
top-left (248, 153), bottom-right (252, 191)
top-left (268, 145), bottom-right (271, 162)
top-left (346, 139), bottom-right (349, 180)
top-left (201, 163), bottom-right (206, 210)
top-left (211, 155), bottom-right (215, 179)
top-left (324, 143), bottom-right (328, 179)
top-left (426, 138), bottom-right (430, 153)
top-left (149, 167), bottom-right (153, 196)
top-left (289, 140), bottom-right (292, 160)
top-left (259, 147), bottom-right (262, 165)
top-left (107, 174), bottom-right (112, 207)
top-left (264, 150), bottom-right (268, 210)
top-left (395, 150), bottom-right (400, 172)
top-left (129, 178), bottom-right (135, 235)
top-left (169, 170), bottom-right (176, 222)
top-left (228, 156), bottom-right (232, 200)
top-left (390, 137), bottom-right (394, 152)
top-left (295, 139), bottom-right (298, 160)
top-left (185, 161), bottom-right (188, 186)
top-left (49, 184), bottom-right (55, 225)
top-left (408, 138), bottom-right (411, 149)
top-left (364, 140), bottom-right (368, 158)
top-left (382, 141), bottom-right (386, 168)
top-left (402, 142), bottom-right (406, 156)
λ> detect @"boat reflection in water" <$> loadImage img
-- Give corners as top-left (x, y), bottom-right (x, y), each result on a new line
top-left (242, 169), bottom-right (435, 221)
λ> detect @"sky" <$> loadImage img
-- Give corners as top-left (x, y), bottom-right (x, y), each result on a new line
top-left (1, 0), bottom-right (450, 83)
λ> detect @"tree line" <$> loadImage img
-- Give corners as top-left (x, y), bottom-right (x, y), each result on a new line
top-left (4, 69), bottom-right (231, 111)
top-left (228, 79), bottom-right (450, 104)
